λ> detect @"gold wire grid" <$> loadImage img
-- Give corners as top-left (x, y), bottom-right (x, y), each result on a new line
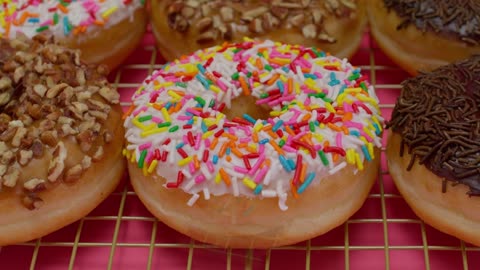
top-left (2, 32), bottom-right (480, 270)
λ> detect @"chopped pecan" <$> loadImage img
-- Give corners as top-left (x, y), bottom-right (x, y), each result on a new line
top-left (64, 164), bottom-right (83, 183)
top-left (40, 130), bottom-right (58, 147)
top-left (11, 126), bottom-right (27, 147)
top-left (0, 164), bottom-right (6, 177)
top-left (2, 168), bottom-right (20, 187)
top-left (13, 66), bottom-right (25, 83)
top-left (98, 87), bottom-right (120, 104)
top-left (22, 194), bottom-right (44, 210)
top-left (92, 146), bottom-right (104, 161)
top-left (89, 110), bottom-right (108, 121)
top-left (61, 124), bottom-right (77, 136)
top-left (46, 83), bottom-right (68, 98)
top-left (0, 126), bottom-right (17, 141)
top-left (0, 76), bottom-right (12, 90)
top-left (18, 150), bottom-right (33, 166)
top-left (196, 17), bottom-right (213, 33)
top-left (23, 178), bottom-right (46, 192)
top-left (47, 141), bottom-right (67, 182)
top-left (31, 140), bottom-right (44, 158)
top-left (82, 155), bottom-right (92, 169)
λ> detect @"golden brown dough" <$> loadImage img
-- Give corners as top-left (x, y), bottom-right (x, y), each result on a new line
top-left (387, 133), bottom-right (480, 246)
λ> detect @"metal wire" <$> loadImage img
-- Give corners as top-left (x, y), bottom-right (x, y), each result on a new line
top-left (1, 31), bottom-right (478, 270)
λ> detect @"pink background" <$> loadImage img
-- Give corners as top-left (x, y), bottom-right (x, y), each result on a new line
top-left (1, 27), bottom-right (479, 270)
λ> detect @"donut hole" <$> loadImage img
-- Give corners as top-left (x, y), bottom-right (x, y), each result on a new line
top-left (222, 95), bottom-right (272, 121)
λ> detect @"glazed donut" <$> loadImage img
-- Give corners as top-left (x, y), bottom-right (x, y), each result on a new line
top-left (387, 55), bottom-right (480, 246)
top-left (368, 0), bottom-right (480, 75)
top-left (150, 0), bottom-right (368, 61)
top-left (0, 0), bottom-right (147, 71)
top-left (0, 35), bottom-right (125, 246)
top-left (124, 39), bottom-right (384, 248)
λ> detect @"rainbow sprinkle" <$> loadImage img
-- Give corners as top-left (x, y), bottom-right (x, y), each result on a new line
top-left (0, 0), bottom-right (144, 38)
top-left (124, 39), bottom-right (384, 211)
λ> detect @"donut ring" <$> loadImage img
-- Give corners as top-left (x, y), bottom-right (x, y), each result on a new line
top-left (150, 0), bottom-right (367, 61)
top-left (124, 39), bottom-right (383, 248)
top-left (387, 55), bottom-right (480, 245)
top-left (368, 0), bottom-right (480, 75)
top-left (0, 35), bottom-right (125, 246)
top-left (0, 0), bottom-right (147, 71)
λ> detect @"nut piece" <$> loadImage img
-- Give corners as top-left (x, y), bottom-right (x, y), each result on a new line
top-left (181, 6), bottom-right (195, 18)
top-left (312, 9), bottom-right (323, 24)
top-left (0, 165), bottom-right (6, 181)
top-left (11, 127), bottom-right (27, 147)
top-left (31, 140), bottom-right (44, 158)
top-left (82, 155), bottom-right (92, 169)
top-left (196, 17), bottom-right (213, 32)
top-left (2, 168), bottom-right (20, 187)
top-left (22, 195), bottom-right (44, 210)
top-left (196, 30), bottom-right (217, 44)
top-left (301, 0), bottom-right (312, 7)
top-left (249, 18), bottom-right (264, 33)
top-left (302, 24), bottom-right (317, 38)
top-left (289, 13), bottom-right (305, 27)
top-left (270, 6), bottom-right (288, 19)
top-left (33, 84), bottom-right (48, 97)
top-left (64, 164), bottom-right (83, 183)
top-left (18, 150), bottom-right (33, 166)
top-left (0, 76), bottom-right (12, 90)
top-left (92, 146), bottom-right (104, 161)
top-left (46, 83), bottom-right (68, 98)
top-left (0, 92), bottom-right (11, 106)
top-left (23, 178), bottom-right (46, 192)
top-left (47, 141), bottom-right (67, 182)
top-left (318, 32), bottom-right (337, 43)
top-left (220, 6), bottom-right (235, 22)
top-left (99, 87), bottom-right (120, 104)
top-left (40, 130), bottom-right (58, 147)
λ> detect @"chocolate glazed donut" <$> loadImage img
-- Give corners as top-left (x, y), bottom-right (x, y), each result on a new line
top-left (387, 55), bottom-right (480, 246)
top-left (368, 0), bottom-right (480, 75)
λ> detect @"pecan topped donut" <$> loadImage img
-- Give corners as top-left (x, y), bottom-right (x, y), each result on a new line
top-left (0, 35), bottom-right (125, 246)
top-left (150, 0), bottom-right (367, 61)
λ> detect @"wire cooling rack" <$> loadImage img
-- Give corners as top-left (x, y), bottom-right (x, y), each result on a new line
top-left (1, 27), bottom-right (479, 270)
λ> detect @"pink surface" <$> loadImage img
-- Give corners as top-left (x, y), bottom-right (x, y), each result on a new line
top-left (1, 29), bottom-right (479, 270)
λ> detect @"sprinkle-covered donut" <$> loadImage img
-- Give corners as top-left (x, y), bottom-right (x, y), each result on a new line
top-left (0, 0), bottom-right (147, 70)
top-left (124, 39), bottom-right (383, 248)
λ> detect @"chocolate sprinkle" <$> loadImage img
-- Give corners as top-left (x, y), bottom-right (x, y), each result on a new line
top-left (388, 55), bottom-right (480, 196)
top-left (384, 0), bottom-right (480, 45)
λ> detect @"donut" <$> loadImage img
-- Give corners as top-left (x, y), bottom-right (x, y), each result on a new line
top-left (386, 55), bottom-right (480, 246)
top-left (0, 35), bottom-right (125, 246)
top-left (150, 0), bottom-right (368, 61)
top-left (367, 0), bottom-right (480, 75)
top-left (0, 0), bottom-right (147, 71)
top-left (123, 39), bottom-right (384, 248)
